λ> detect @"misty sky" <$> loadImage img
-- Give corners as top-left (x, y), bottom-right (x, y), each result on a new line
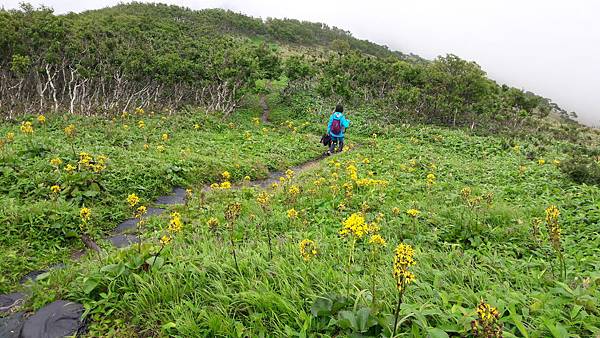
top-left (3, 0), bottom-right (599, 125)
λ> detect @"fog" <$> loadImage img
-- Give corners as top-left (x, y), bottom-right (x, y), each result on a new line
top-left (3, 0), bottom-right (599, 125)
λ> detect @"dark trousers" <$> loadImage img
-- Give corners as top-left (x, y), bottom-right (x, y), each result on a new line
top-left (329, 137), bottom-right (344, 153)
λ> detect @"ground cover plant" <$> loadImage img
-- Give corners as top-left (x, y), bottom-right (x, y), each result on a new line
top-left (0, 107), bottom-right (320, 293)
top-left (6, 107), bottom-right (597, 337)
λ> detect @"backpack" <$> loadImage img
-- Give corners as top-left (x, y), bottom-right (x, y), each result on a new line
top-left (331, 118), bottom-right (342, 135)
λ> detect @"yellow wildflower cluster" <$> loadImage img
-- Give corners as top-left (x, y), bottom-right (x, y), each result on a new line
top-left (162, 133), bottom-right (169, 142)
top-left (20, 121), bottom-right (33, 134)
top-left (392, 243), bottom-right (416, 292)
top-left (553, 159), bottom-right (560, 166)
top-left (288, 184), bottom-right (300, 198)
top-left (78, 152), bottom-right (108, 173)
top-left (64, 124), bottom-right (76, 138)
top-left (127, 193), bottom-right (140, 207)
top-left (355, 178), bottom-right (388, 187)
top-left (461, 187), bottom-right (472, 199)
top-left (406, 209), bottom-right (421, 218)
top-left (207, 217), bottom-right (219, 231)
top-left (392, 207), bottom-right (401, 216)
top-left (135, 205), bottom-right (147, 219)
top-left (256, 191), bottom-right (270, 208)
top-left (368, 234), bottom-right (386, 247)
top-left (285, 169), bottom-right (294, 179)
top-left (6, 132), bottom-right (15, 142)
top-left (222, 171), bottom-right (231, 180)
top-left (287, 208), bottom-right (298, 219)
top-left (538, 159), bottom-right (545, 165)
top-left (426, 173), bottom-right (436, 187)
top-left (545, 205), bottom-right (561, 250)
top-left (50, 185), bottom-right (61, 194)
top-left (299, 239), bottom-right (318, 261)
top-left (168, 212), bottom-right (183, 233)
top-left (37, 115), bottom-right (46, 124)
top-left (137, 120), bottom-right (145, 129)
top-left (80, 207), bottom-right (91, 222)
top-left (50, 157), bottom-right (63, 168)
top-left (346, 164), bottom-right (358, 181)
top-left (65, 164), bottom-right (76, 174)
top-left (471, 301), bottom-right (502, 338)
top-left (160, 235), bottom-right (172, 245)
top-left (134, 107), bottom-right (145, 115)
top-left (313, 177), bottom-right (326, 186)
top-left (339, 212), bottom-right (370, 239)
top-left (252, 117), bottom-right (260, 125)
top-left (225, 202), bottom-right (242, 222)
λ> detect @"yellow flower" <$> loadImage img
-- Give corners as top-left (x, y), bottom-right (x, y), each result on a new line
top-left (553, 159), bottom-right (560, 166)
top-left (337, 203), bottom-right (346, 211)
top-left (285, 169), bottom-right (294, 179)
top-left (156, 145), bottom-right (165, 152)
top-left (143, 143), bottom-right (150, 150)
top-left (461, 187), bottom-right (472, 199)
top-left (392, 207), bottom-right (401, 216)
top-left (137, 120), bottom-right (145, 129)
top-left (207, 217), bottom-right (219, 230)
top-left (135, 205), bottom-right (147, 218)
top-left (222, 171), bottom-right (231, 180)
top-left (346, 164), bottom-right (358, 181)
top-left (50, 157), bottom-right (63, 167)
top-left (299, 239), bottom-right (318, 261)
top-left (50, 185), bottom-right (61, 194)
top-left (37, 115), bottom-right (46, 124)
top-left (160, 235), bottom-right (172, 245)
top-left (186, 188), bottom-right (192, 199)
top-left (369, 234), bottom-right (386, 247)
top-left (256, 191), bottom-right (270, 207)
top-left (279, 176), bottom-right (286, 184)
top-left (210, 183), bottom-right (219, 189)
top-left (20, 121), bottom-right (33, 134)
top-left (194, 123), bottom-right (201, 130)
top-left (392, 243), bottom-right (416, 292)
top-left (339, 212), bottom-right (369, 239)
top-left (252, 117), bottom-right (260, 125)
top-left (64, 124), bottom-right (76, 138)
top-left (426, 173), bottom-right (436, 186)
top-left (123, 124), bottom-right (129, 130)
top-left (127, 193), bottom-right (140, 207)
top-left (220, 181), bottom-right (232, 189)
top-left (406, 209), bottom-right (421, 218)
top-left (287, 208), bottom-right (298, 219)
top-left (244, 131), bottom-right (252, 140)
top-left (244, 175), bottom-right (251, 181)
top-left (6, 132), bottom-right (15, 142)
top-left (134, 107), bottom-right (145, 115)
top-left (162, 133), bottom-right (169, 142)
top-left (271, 182), bottom-right (279, 189)
top-left (168, 212), bottom-right (183, 233)
top-left (538, 159), bottom-right (545, 165)
top-left (65, 164), bottom-right (76, 174)
top-left (80, 207), bottom-right (91, 222)
top-left (362, 158), bottom-right (370, 164)
top-left (288, 184), bottom-right (300, 197)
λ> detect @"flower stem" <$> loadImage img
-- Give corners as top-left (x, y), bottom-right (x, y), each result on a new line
top-left (392, 291), bottom-right (404, 338)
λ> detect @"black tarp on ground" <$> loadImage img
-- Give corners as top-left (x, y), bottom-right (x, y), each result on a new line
top-left (20, 300), bottom-right (83, 338)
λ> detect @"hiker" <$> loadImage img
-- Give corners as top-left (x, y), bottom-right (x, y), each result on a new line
top-left (327, 104), bottom-right (350, 155)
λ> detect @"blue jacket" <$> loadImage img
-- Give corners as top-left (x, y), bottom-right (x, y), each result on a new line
top-left (327, 112), bottom-right (350, 138)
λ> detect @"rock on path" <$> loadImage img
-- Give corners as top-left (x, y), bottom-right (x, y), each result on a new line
top-left (20, 300), bottom-right (84, 338)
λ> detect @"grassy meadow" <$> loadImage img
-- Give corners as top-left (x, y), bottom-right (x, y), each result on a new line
top-left (1, 106), bottom-right (598, 337)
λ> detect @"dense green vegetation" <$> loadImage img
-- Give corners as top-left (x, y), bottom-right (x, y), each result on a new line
top-left (2, 2), bottom-right (600, 337)
top-left (0, 2), bottom-right (573, 132)
top-left (8, 108), bottom-right (597, 337)
top-left (0, 107), bottom-right (320, 292)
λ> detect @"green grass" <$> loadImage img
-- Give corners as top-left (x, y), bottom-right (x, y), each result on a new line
top-left (0, 107), bottom-right (320, 293)
top-left (2, 108), bottom-right (600, 337)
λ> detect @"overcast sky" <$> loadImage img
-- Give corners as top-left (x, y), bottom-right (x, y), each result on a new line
top-left (3, 0), bottom-right (599, 125)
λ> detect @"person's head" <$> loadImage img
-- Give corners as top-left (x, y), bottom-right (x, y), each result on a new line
top-left (335, 104), bottom-right (343, 113)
